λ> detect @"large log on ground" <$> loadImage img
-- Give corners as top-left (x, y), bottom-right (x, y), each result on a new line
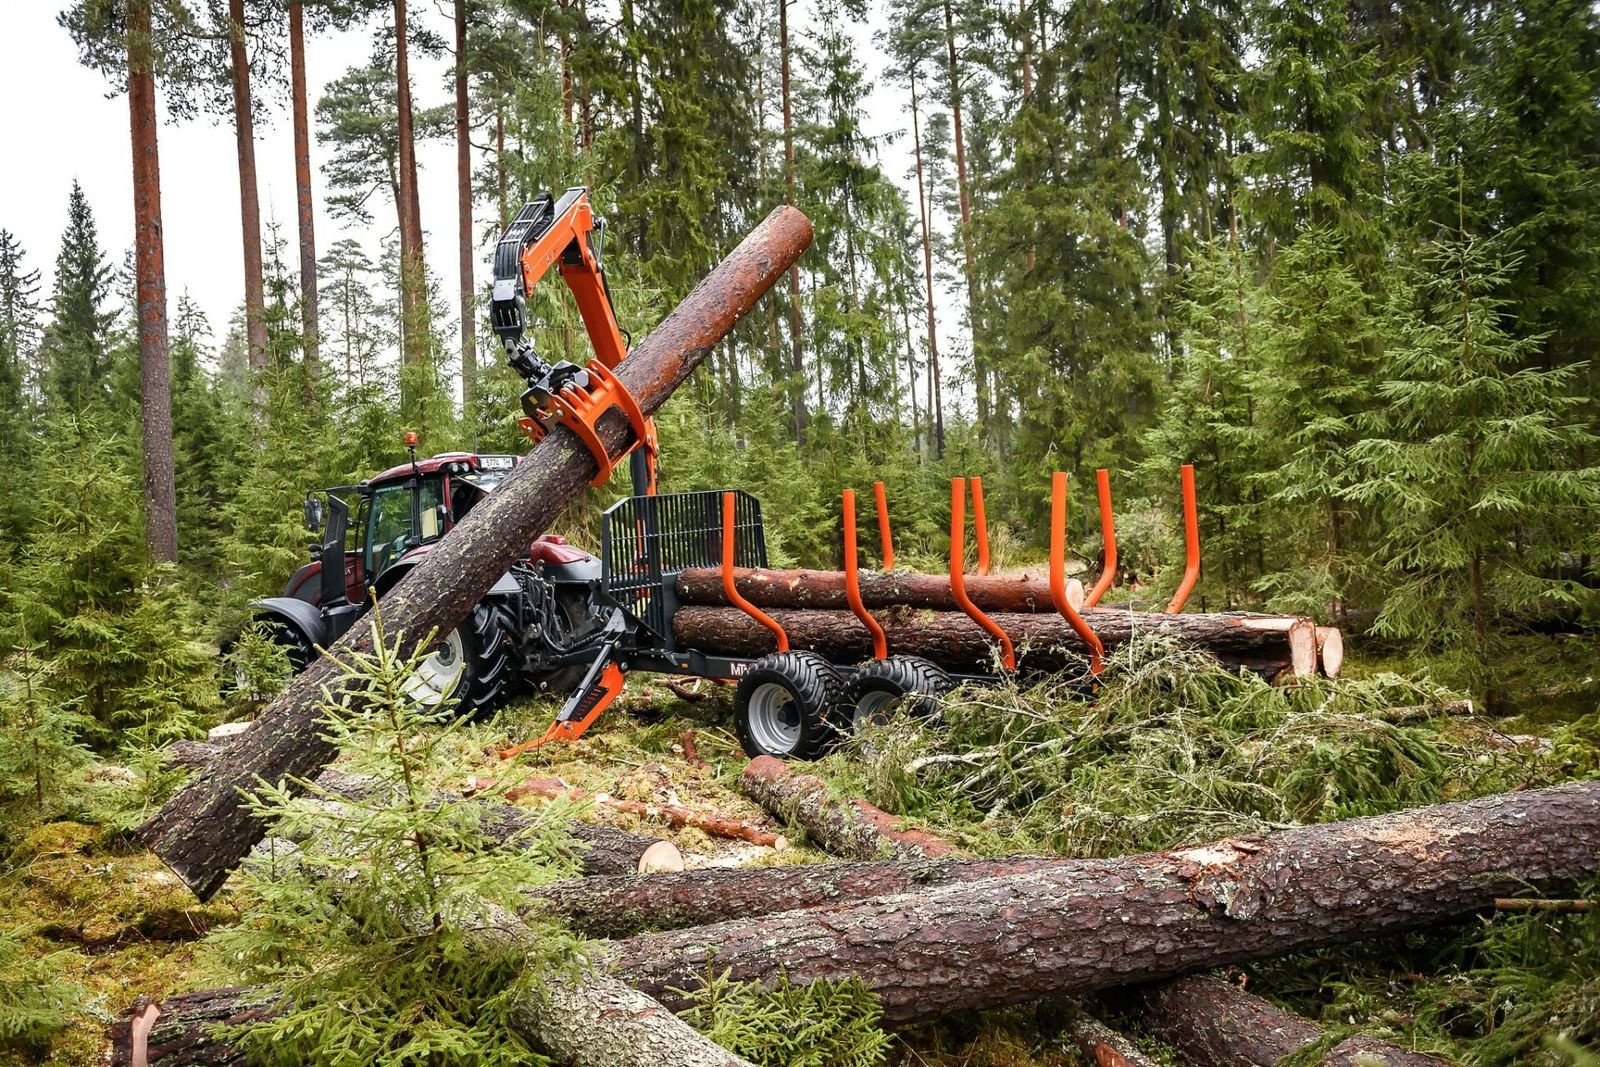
top-left (1128, 975), bottom-right (1450, 1066)
top-left (739, 754), bottom-right (959, 859)
top-left (160, 740), bottom-right (681, 876)
top-left (109, 971), bottom-right (754, 1067)
top-left (138, 207), bottom-right (814, 901)
top-left (606, 780), bottom-right (1600, 1024)
top-left (672, 605), bottom-right (1321, 677)
top-left (526, 855), bottom-right (1069, 938)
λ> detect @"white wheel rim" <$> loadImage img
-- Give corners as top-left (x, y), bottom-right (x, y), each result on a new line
top-left (852, 689), bottom-right (900, 731)
top-left (746, 681), bottom-right (803, 754)
top-left (405, 628), bottom-right (467, 706)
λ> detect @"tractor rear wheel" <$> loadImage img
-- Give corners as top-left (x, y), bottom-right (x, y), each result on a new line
top-left (733, 651), bottom-right (843, 761)
top-left (403, 600), bottom-right (517, 718)
top-left (837, 655), bottom-right (953, 732)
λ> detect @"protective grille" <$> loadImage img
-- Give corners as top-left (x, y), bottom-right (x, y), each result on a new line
top-left (601, 489), bottom-right (768, 640)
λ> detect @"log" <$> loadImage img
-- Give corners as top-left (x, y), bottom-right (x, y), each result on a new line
top-left (678, 565), bottom-right (1061, 613)
top-left (672, 606), bottom-right (1322, 678)
top-left (162, 741), bottom-right (683, 876)
top-left (108, 971), bottom-right (755, 1067)
top-left (740, 755), bottom-right (960, 859)
top-left (501, 776), bottom-right (787, 850)
top-left (138, 206), bottom-right (814, 901)
top-left (1129, 974), bottom-right (1450, 1066)
top-left (605, 780), bottom-right (1600, 1024)
top-left (525, 855), bottom-right (1069, 938)
top-left (1063, 1010), bottom-right (1161, 1067)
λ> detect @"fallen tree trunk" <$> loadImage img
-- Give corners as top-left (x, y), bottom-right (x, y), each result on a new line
top-left (1128, 975), bottom-right (1450, 1066)
top-left (607, 780), bottom-right (1600, 1024)
top-left (138, 206), bottom-right (814, 901)
top-left (1063, 1011), bottom-right (1161, 1067)
top-left (108, 970), bottom-right (755, 1067)
top-left (499, 776), bottom-right (787, 850)
top-left (162, 741), bottom-right (682, 876)
top-left (673, 605), bottom-right (1322, 678)
top-left (678, 566), bottom-right (1063, 613)
top-left (739, 755), bottom-right (959, 859)
top-left (526, 855), bottom-right (1067, 938)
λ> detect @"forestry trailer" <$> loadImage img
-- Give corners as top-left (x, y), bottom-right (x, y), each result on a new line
top-left (247, 187), bottom-right (1294, 763)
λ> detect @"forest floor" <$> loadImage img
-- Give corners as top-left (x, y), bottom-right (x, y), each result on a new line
top-left (2, 633), bottom-right (1597, 1066)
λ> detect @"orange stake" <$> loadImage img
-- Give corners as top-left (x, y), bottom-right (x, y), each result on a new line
top-left (1085, 468), bottom-right (1118, 608)
top-left (723, 491), bottom-right (788, 651)
top-left (843, 489), bottom-right (888, 660)
top-left (950, 478), bottom-right (1015, 670)
top-left (1165, 463), bottom-right (1201, 614)
top-left (1050, 472), bottom-right (1105, 674)
top-left (873, 481), bottom-right (895, 570)
top-left (971, 476), bottom-right (991, 575)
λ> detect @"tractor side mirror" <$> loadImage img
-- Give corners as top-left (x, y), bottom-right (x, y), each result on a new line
top-left (304, 496), bottom-right (324, 533)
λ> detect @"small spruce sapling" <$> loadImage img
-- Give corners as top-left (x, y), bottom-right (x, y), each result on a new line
top-left (0, 644), bottom-right (89, 812)
top-left (204, 610), bottom-right (584, 1065)
top-left (0, 929), bottom-right (89, 1054)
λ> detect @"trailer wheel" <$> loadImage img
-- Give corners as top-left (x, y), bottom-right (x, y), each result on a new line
top-left (733, 651), bottom-right (842, 760)
top-left (838, 656), bottom-right (953, 732)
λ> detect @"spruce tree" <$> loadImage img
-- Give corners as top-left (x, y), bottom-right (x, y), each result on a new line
top-left (0, 230), bottom-right (42, 546)
top-left (38, 183), bottom-right (115, 416)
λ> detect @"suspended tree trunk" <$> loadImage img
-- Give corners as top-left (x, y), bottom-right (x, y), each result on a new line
top-left (454, 0), bottom-right (476, 415)
top-left (941, 0), bottom-right (985, 433)
top-left (227, 0), bottom-right (268, 405)
top-left (1128, 975), bottom-right (1451, 1067)
top-left (608, 780), bottom-right (1600, 1024)
top-left (908, 71), bottom-right (944, 455)
top-left (288, 0), bottom-right (318, 398)
top-left (137, 206), bottom-right (814, 901)
top-left (778, 0), bottom-right (807, 445)
top-left (395, 0), bottom-right (429, 372)
top-left (128, 0), bottom-right (177, 564)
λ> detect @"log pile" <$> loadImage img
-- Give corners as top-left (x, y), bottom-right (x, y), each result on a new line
top-left (671, 594), bottom-right (1333, 679)
top-left (115, 777), bottom-right (1600, 1062)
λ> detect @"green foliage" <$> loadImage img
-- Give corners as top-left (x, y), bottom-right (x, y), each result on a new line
top-left (205, 612), bottom-right (584, 1065)
top-left (0, 646), bottom-right (89, 811)
top-left (0, 929), bottom-right (88, 1052)
top-left (678, 970), bottom-right (891, 1067)
top-left (831, 637), bottom-right (1564, 857)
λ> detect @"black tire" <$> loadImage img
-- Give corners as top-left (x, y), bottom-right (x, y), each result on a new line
top-left (838, 655), bottom-right (953, 732)
top-left (403, 599), bottom-right (517, 718)
top-left (733, 651), bottom-right (843, 760)
top-left (222, 615), bottom-right (317, 700)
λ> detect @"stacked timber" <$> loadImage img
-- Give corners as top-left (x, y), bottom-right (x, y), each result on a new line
top-left (671, 566), bottom-right (1334, 678)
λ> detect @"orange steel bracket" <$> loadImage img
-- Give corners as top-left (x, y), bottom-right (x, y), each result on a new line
top-left (723, 491), bottom-right (788, 652)
top-left (950, 478), bottom-right (1015, 670)
top-left (971, 476), bottom-right (992, 575)
top-left (1085, 468), bottom-right (1119, 608)
top-left (517, 361), bottom-right (654, 487)
top-left (873, 481), bottom-right (895, 571)
top-left (1050, 472), bottom-right (1105, 675)
top-left (497, 660), bottom-right (626, 757)
top-left (1164, 463), bottom-right (1201, 614)
top-left (843, 489), bottom-right (889, 660)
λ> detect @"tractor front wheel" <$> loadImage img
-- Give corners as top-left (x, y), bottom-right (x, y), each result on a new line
top-left (732, 651), bottom-right (843, 761)
top-left (402, 600), bottom-right (517, 718)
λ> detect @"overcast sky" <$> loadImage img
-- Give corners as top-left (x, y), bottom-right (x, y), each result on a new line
top-left (0, 2), bottom-right (958, 397)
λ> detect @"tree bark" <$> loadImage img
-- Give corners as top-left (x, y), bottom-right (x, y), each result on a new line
top-left (740, 755), bottom-right (959, 859)
top-left (138, 205), bottom-right (813, 901)
top-left (227, 0), bottom-right (268, 393)
top-left (288, 0), bottom-right (318, 396)
top-left (941, 0), bottom-right (985, 432)
top-left (525, 855), bottom-right (1069, 939)
top-left (109, 965), bottom-right (754, 1067)
top-left (128, 0), bottom-right (177, 564)
top-left (1062, 1010), bottom-right (1160, 1067)
top-left (679, 565), bottom-right (1055, 613)
top-left (778, 0), bottom-right (807, 446)
top-left (671, 605), bottom-right (1322, 678)
top-left (161, 740), bottom-right (681, 876)
top-left (908, 71), bottom-right (944, 455)
top-left (606, 780), bottom-right (1600, 1024)
top-left (455, 0), bottom-right (476, 414)
top-left (394, 0), bottom-right (428, 371)
top-left (1128, 975), bottom-right (1451, 1067)
top-left (500, 776), bottom-right (787, 849)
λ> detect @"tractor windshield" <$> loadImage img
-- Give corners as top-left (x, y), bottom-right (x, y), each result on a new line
top-left (366, 477), bottom-right (445, 575)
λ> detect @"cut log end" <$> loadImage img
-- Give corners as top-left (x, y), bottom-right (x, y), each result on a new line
top-left (1317, 626), bottom-right (1346, 678)
top-left (637, 840), bottom-right (687, 873)
top-left (1288, 620), bottom-right (1318, 678)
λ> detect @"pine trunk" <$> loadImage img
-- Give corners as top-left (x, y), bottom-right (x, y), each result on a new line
top-left (1128, 975), bottom-right (1450, 1066)
top-left (161, 740), bottom-right (681, 876)
top-left (941, 0), bottom-right (984, 431)
top-left (395, 0), bottom-right (428, 371)
top-left (607, 780), bottom-right (1600, 1024)
top-left (228, 0), bottom-right (268, 389)
top-left (128, 0), bottom-right (177, 564)
top-left (778, 0), bottom-right (806, 446)
top-left (740, 755), bottom-right (961, 859)
top-left (908, 72), bottom-right (944, 455)
top-left (137, 207), bottom-right (813, 901)
top-left (670, 605), bottom-right (1323, 678)
top-left (455, 0), bottom-right (476, 414)
top-left (288, 0), bottom-right (318, 394)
